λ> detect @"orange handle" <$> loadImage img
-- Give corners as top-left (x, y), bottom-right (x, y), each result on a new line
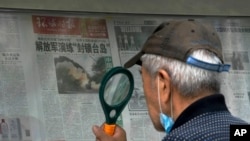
top-left (103, 123), bottom-right (116, 136)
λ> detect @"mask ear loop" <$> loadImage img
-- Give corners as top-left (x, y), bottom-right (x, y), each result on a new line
top-left (157, 76), bottom-right (173, 119)
top-left (170, 84), bottom-right (173, 119)
top-left (157, 76), bottom-right (163, 113)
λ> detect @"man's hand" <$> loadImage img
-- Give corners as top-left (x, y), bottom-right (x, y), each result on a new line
top-left (92, 124), bottom-right (127, 141)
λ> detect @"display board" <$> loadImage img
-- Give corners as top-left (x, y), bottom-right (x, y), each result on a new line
top-left (0, 10), bottom-right (249, 141)
top-left (1, 0), bottom-right (250, 16)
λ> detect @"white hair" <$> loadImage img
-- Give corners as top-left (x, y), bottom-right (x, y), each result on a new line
top-left (141, 49), bottom-right (222, 97)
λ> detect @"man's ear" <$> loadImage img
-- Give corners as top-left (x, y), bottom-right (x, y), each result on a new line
top-left (157, 69), bottom-right (171, 104)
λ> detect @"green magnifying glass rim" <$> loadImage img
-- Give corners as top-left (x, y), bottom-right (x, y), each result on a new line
top-left (99, 66), bottom-right (134, 124)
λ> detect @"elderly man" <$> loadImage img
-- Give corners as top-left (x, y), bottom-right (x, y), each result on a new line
top-left (92, 19), bottom-right (248, 141)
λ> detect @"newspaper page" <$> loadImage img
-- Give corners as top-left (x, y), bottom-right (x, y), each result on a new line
top-left (31, 15), bottom-right (115, 141)
top-left (213, 18), bottom-right (250, 122)
top-left (0, 13), bottom-right (35, 141)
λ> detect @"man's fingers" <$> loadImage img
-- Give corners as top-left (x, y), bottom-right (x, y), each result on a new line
top-left (92, 125), bottom-right (107, 140)
top-left (92, 125), bottom-right (102, 136)
top-left (92, 124), bottom-right (127, 141)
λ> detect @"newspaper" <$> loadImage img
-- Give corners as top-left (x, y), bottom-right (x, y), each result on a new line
top-left (0, 14), bottom-right (114, 141)
top-left (214, 20), bottom-right (250, 121)
top-left (0, 13), bottom-right (33, 141)
top-left (32, 16), bottom-right (115, 141)
top-left (0, 12), bottom-right (250, 141)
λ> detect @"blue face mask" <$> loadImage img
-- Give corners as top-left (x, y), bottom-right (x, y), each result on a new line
top-left (160, 113), bottom-right (174, 133)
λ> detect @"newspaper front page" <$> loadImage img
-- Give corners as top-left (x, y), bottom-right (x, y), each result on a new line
top-left (32, 15), bottom-right (115, 141)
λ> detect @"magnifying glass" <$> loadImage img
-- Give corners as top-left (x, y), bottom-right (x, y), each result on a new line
top-left (99, 66), bottom-right (134, 136)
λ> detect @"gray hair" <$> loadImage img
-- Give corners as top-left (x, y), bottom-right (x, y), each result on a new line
top-left (141, 49), bottom-right (222, 97)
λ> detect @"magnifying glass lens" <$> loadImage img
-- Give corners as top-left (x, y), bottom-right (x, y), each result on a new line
top-left (104, 73), bottom-right (130, 106)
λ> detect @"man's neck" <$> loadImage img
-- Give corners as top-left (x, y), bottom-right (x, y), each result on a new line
top-left (172, 90), bottom-right (215, 121)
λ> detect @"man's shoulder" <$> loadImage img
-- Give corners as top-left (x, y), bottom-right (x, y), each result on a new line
top-left (163, 111), bottom-right (247, 141)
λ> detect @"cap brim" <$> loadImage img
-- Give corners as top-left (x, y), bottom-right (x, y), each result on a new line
top-left (124, 51), bottom-right (143, 68)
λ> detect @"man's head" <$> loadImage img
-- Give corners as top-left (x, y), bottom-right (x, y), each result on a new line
top-left (124, 19), bottom-right (230, 131)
